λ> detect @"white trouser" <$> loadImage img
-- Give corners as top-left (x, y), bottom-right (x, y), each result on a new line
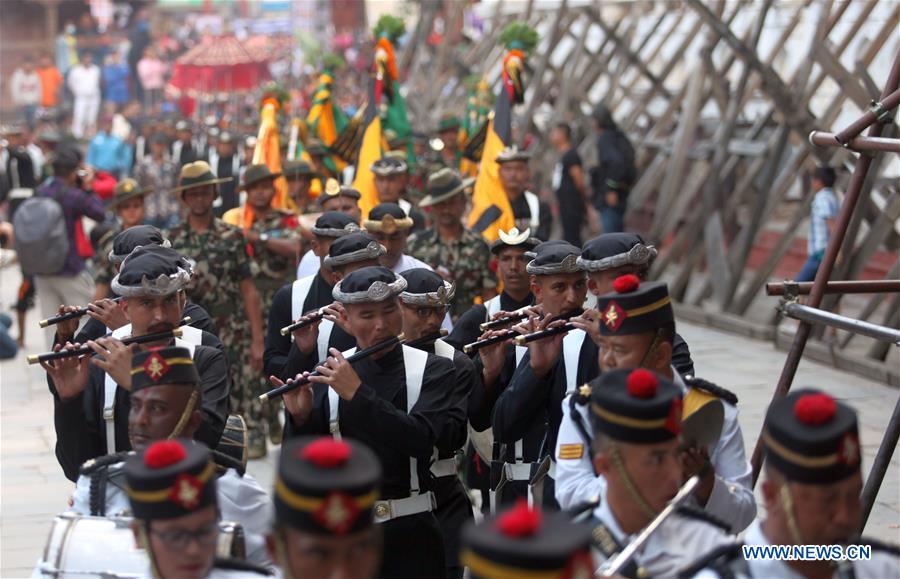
top-left (36, 270), bottom-right (94, 347)
top-left (72, 95), bottom-right (101, 138)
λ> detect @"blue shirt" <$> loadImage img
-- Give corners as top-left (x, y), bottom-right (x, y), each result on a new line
top-left (102, 63), bottom-right (131, 104)
top-left (809, 187), bottom-right (839, 255)
top-left (87, 131), bottom-right (133, 177)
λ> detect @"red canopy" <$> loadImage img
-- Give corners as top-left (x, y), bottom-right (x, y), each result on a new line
top-left (170, 36), bottom-right (270, 94)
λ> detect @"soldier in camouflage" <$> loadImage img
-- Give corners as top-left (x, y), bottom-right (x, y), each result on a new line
top-left (227, 164), bottom-right (302, 451)
top-left (166, 161), bottom-right (268, 459)
top-left (408, 168), bottom-right (497, 321)
top-left (93, 178), bottom-right (148, 300)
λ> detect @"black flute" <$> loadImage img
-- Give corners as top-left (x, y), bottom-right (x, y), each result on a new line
top-left (514, 322), bottom-right (576, 345)
top-left (463, 329), bottom-right (518, 354)
top-left (280, 306), bottom-right (330, 336)
top-left (28, 328), bottom-right (184, 365)
top-left (39, 298), bottom-right (123, 328)
top-left (259, 331), bottom-right (447, 401)
top-left (479, 309), bottom-right (530, 331)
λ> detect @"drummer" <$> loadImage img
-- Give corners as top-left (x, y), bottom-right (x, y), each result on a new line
top-left (269, 436), bottom-right (383, 579)
top-left (586, 368), bottom-right (731, 576)
top-left (124, 438), bottom-right (271, 578)
top-left (555, 275), bottom-right (756, 532)
top-left (73, 347), bottom-right (272, 567)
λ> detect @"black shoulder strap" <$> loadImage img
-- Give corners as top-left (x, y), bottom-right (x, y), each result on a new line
top-left (677, 542), bottom-right (745, 579)
top-left (676, 504), bottom-right (732, 533)
top-left (591, 520), bottom-right (641, 579)
top-left (89, 465), bottom-right (108, 517)
top-left (684, 376), bottom-right (739, 406)
top-left (569, 391), bottom-right (594, 448)
top-left (859, 536), bottom-right (900, 558)
top-left (212, 557), bottom-right (274, 576)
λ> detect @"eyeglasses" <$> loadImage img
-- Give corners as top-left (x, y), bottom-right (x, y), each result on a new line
top-left (150, 523), bottom-right (218, 551)
top-left (411, 305), bottom-right (450, 319)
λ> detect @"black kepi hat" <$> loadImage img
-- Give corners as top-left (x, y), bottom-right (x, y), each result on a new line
top-left (578, 233), bottom-right (657, 272)
top-left (589, 368), bottom-right (683, 443)
top-left (525, 241), bottom-right (583, 276)
top-left (109, 225), bottom-right (170, 265)
top-left (595, 275), bottom-right (673, 335)
top-left (274, 436), bottom-right (382, 535)
top-left (131, 347), bottom-right (199, 392)
top-left (333, 266), bottom-right (406, 304)
top-left (112, 245), bottom-right (192, 298)
top-left (310, 211), bottom-right (360, 238)
top-left (399, 268), bottom-right (454, 307)
top-left (124, 438), bottom-right (217, 520)
top-left (762, 389), bottom-right (860, 484)
top-left (324, 233), bottom-right (385, 269)
top-left (461, 500), bottom-right (594, 579)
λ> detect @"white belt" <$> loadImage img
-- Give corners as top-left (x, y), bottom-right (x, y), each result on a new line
top-left (504, 462), bottom-right (534, 482)
top-left (430, 457), bottom-right (457, 478)
top-left (373, 491), bottom-right (436, 523)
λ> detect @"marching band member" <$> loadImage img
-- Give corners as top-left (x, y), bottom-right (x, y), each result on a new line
top-left (491, 241), bottom-right (598, 508)
top-left (44, 245), bottom-right (229, 480)
top-left (124, 438), bottom-right (270, 578)
top-left (279, 266), bottom-right (456, 578)
top-left (683, 390), bottom-right (900, 578)
top-left (399, 268), bottom-right (476, 578)
top-left (556, 276), bottom-right (755, 532)
top-left (586, 369), bottom-right (731, 576)
top-left (73, 347), bottom-right (271, 567)
top-left (269, 436), bottom-right (383, 579)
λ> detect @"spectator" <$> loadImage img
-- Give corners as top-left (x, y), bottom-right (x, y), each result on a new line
top-left (590, 104), bottom-right (636, 234)
top-left (0, 313), bottom-right (18, 359)
top-left (127, 8), bottom-right (152, 103)
top-left (10, 58), bottom-right (42, 130)
top-left (36, 53), bottom-right (64, 111)
top-left (135, 133), bottom-right (180, 229)
top-left (56, 22), bottom-right (79, 76)
top-left (797, 166), bottom-right (840, 282)
top-left (68, 52), bottom-right (102, 139)
top-left (102, 50), bottom-right (131, 106)
top-left (87, 116), bottom-right (132, 178)
top-left (550, 122), bottom-right (593, 246)
top-left (34, 147), bottom-right (106, 345)
top-left (137, 47), bottom-right (168, 111)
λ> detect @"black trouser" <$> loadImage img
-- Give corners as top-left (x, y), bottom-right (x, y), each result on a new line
top-left (559, 203), bottom-right (583, 246)
top-left (379, 511), bottom-right (445, 579)
top-left (433, 475), bottom-right (473, 579)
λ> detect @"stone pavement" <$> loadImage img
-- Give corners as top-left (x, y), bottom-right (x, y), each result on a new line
top-left (1, 263), bottom-right (897, 576)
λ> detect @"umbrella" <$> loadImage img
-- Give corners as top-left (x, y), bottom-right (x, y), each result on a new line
top-left (170, 35), bottom-right (271, 94)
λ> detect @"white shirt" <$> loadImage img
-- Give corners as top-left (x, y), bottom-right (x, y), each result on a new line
top-left (592, 484), bottom-right (731, 578)
top-left (67, 64), bottom-right (101, 97)
top-left (692, 520), bottom-right (900, 578)
top-left (71, 466), bottom-right (273, 567)
top-left (555, 368), bottom-right (756, 532)
top-left (296, 248), bottom-right (319, 279)
top-left (11, 69), bottom-right (41, 106)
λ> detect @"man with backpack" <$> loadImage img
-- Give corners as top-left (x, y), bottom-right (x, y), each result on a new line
top-left (590, 105), bottom-right (636, 233)
top-left (18, 146), bottom-right (104, 345)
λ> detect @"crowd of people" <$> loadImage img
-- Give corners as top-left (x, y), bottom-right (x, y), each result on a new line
top-left (0, 10), bottom-right (890, 579)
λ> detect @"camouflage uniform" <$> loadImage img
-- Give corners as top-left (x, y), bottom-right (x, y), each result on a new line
top-left (243, 208), bottom-right (301, 325)
top-left (166, 219), bottom-right (263, 434)
top-left (93, 226), bottom-right (120, 292)
top-left (244, 207), bottom-right (300, 444)
top-left (407, 227), bottom-right (498, 320)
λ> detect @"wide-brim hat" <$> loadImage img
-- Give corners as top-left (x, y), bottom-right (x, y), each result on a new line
top-left (419, 168), bottom-right (470, 208)
top-left (239, 163), bottom-right (282, 191)
top-left (283, 159), bottom-right (318, 179)
top-left (109, 178), bottom-right (149, 209)
top-left (170, 161), bottom-right (232, 195)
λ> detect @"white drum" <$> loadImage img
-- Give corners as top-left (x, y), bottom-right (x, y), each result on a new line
top-left (34, 514), bottom-right (147, 578)
top-left (33, 514), bottom-right (246, 578)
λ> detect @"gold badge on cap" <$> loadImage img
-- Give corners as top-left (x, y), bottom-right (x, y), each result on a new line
top-left (324, 178), bottom-right (341, 197)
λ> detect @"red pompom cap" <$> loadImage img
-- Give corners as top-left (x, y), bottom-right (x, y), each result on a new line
top-left (612, 274), bottom-right (641, 294)
top-left (144, 440), bottom-right (187, 469)
top-left (301, 438), bottom-right (352, 468)
top-left (794, 393), bottom-right (837, 426)
top-left (627, 369), bottom-right (658, 399)
top-left (495, 499), bottom-right (542, 538)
